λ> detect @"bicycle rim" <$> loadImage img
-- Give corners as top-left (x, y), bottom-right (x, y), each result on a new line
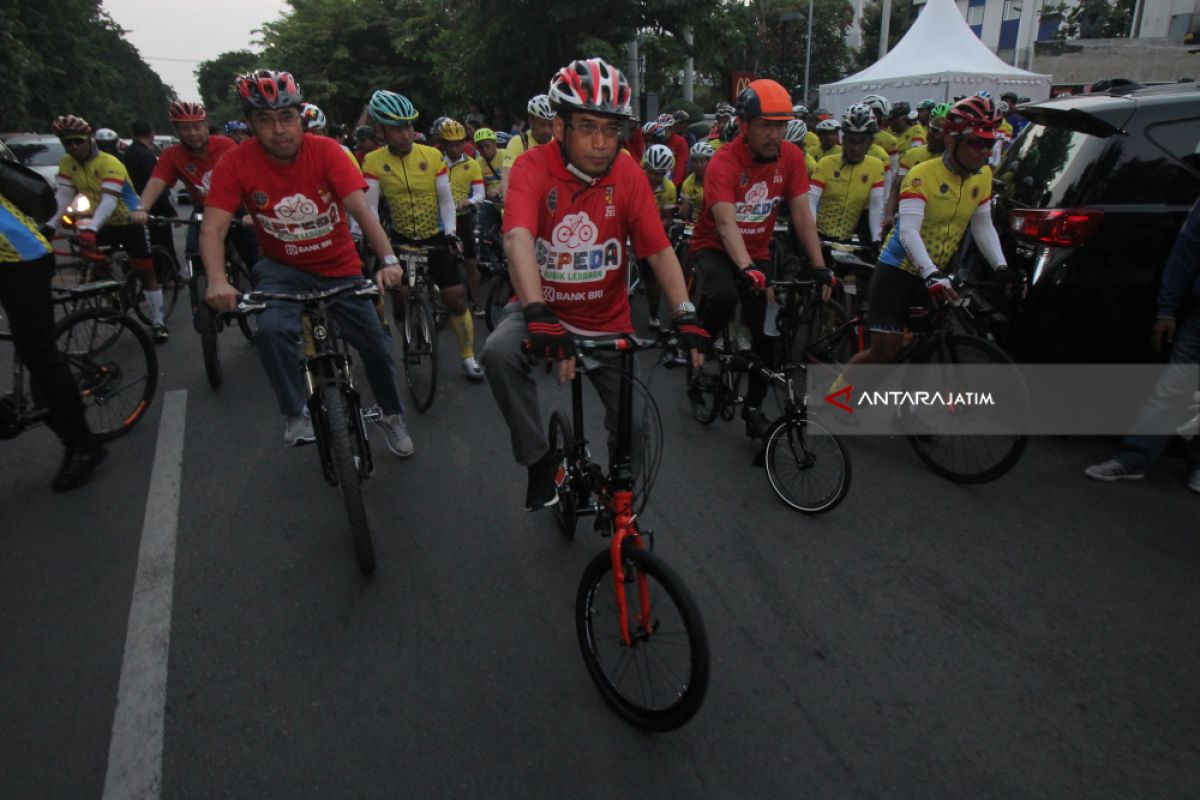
top-left (685, 362), bottom-right (720, 425)
top-left (404, 292), bottom-right (438, 412)
top-left (55, 310), bottom-right (158, 441)
top-left (763, 417), bottom-right (851, 513)
top-left (318, 385), bottom-right (376, 575)
top-left (548, 412), bottom-right (577, 539)
top-left (904, 334), bottom-right (1029, 483)
top-left (576, 545), bottom-right (709, 731)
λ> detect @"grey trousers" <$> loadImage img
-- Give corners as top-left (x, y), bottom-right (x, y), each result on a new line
top-left (481, 302), bottom-right (639, 467)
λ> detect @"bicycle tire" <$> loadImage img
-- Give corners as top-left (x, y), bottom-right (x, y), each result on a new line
top-left (317, 384), bottom-right (376, 575)
top-left (762, 416), bottom-right (851, 513)
top-left (718, 367), bottom-right (740, 422)
top-left (485, 274), bottom-right (510, 332)
top-left (403, 289), bottom-right (438, 412)
top-left (548, 411), bottom-right (577, 539)
top-left (903, 333), bottom-right (1029, 484)
top-left (189, 273), bottom-right (223, 389)
top-left (229, 266), bottom-right (255, 342)
top-left (684, 361), bottom-right (720, 425)
top-left (150, 245), bottom-right (182, 322)
top-left (576, 543), bottom-right (709, 732)
top-left (55, 308), bottom-right (157, 441)
top-left (801, 298), bottom-right (854, 366)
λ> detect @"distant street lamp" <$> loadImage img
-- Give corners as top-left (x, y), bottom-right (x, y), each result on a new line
top-left (778, 8), bottom-right (812, 106)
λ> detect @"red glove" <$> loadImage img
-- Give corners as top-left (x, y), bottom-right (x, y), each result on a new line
top-left (76, 229), bottom-right (106, 263)
top-left (740, 268), bottom-right (766, 291)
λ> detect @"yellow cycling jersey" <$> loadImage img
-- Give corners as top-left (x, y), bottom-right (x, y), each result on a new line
top-left (867, 144), bottom-right (892, 171)
top-left (0, 192), bottom-right (51, 263)
top-left (680, 173), bottom-right (704, 218)
top-left (810, 143), bottom-right (842, 162)
top-left (874, 129), bottom-right (898, 156)
top-left (502, 131), bottom-right (543, 170)
top-left (810, 153), bottom-right (885, 240)
top-left (802, 131), bottom-right (820, 153)
top-left (651, 177), bottom-right (677, 214)
top-left (56, 150), bottom-right (137, 226)
top-left (447, 155), bottom-right (483, 207)
top-left (897, 124), bottom-right (926, 151)
top-left (806, 151), bottom-right (818, 177)
top-left (362, 143), bottom-right (448, 239)
top-left (476, 151), bottom-right (504, 196)
top-left (899, 145), bottom-right (938, 173)
top-left (879, 155), bottom-right (992, 276)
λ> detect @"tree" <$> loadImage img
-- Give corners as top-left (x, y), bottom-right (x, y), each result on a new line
top-left (0, 0), bottom-right (174, 133)
top-left (1039, 0), bottom-right (1135, 39)
top-left (196, 50), bottom-right (260, 125)
top-left (853, 0), bottom-right (916, 72)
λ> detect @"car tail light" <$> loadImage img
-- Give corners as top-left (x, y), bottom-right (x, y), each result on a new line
top-left (1009, 208), bottom-right (1104, 248)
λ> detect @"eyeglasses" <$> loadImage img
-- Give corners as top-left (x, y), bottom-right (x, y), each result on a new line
top-left (962, 137), bottom-right (995, 152)
top-left (567, 120), bottom-right (622, 140)
top-left (61, 138), bottom-right (89, 147)
top-left (250, 110), bottom-right (300, 129)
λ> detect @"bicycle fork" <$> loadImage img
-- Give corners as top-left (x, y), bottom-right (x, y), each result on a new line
top-left (608, 489), bottom-right (652, 648)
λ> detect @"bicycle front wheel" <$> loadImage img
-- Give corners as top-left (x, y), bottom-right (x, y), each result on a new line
top-left (150, 245), bottom-right (182, 321)
top-left (55, 309), bottom-right (157, 441)
top-left (190, 273), bottom-right (223, 389)
top-left (684, 361), bottom-right (720, 425)
top-left (576, 543), bottom-right (709, 732)
top-left (548, 412), bottom-right (577, 539)
top-left (316, 384), bottom-right (376, 575)
top-left (763, 416), bottom-right (851, 513)
top-left (904, 333), bottom-right (1029, 483)
top-left (402, 290), bottom-right (438, 412)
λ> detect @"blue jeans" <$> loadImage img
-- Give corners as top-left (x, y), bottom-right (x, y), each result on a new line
top-left (1115, 310), bottom-right (1200, 473)
top-left (252, 257), bottom-right (402, 417)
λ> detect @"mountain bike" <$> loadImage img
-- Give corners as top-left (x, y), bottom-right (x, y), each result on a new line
top-left (57, 225), bottom-right (182, 326)
top-left (393, 243), bottom-right (440, 412)
top-left (227, 281), bottom-right (383, 574)
top-left (1, 282), bottom-right (157, 442)
top-left (545, 334), bottom-right (709, 731)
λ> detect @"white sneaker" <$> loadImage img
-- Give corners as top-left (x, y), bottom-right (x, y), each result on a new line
top-left (284, 413), bottom-right (315, 447)
top-left (648, 317), bottom-right (662, 330)
top-left (379, 413), bottom-right (414, 457)
top-left (1084, 459), bottom-right (1145, 481)
top-left (462, 356), bottom-right (485, 381)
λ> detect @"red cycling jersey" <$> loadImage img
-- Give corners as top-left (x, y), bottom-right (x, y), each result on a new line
top-left (205, 134), bottom-right (367, 277)
top-left (503, 143), bottom-right (669, 333)
top-left (150, 135), bottom-right (237, 206)
top-left (690, 136), bottom-right (809, 262)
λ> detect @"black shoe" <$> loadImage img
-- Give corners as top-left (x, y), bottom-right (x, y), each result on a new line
top-left (525, 449), bottom-right (561, 512)
top-left (151, 323), bottom-right (169, 344)
top-left (743, 407), bottom-right (771, 440)
top-left (52, 443), bottom-right (108, 493)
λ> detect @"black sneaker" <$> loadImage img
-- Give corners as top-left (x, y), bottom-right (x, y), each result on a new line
top-left (743, 407), bottom-right (771, 440)
top-left (525, 449), bottom-right (561, 511)
top-left (52, 442), bottom-right (108, 492)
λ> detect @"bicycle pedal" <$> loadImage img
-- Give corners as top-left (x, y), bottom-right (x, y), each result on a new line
top-left (360, 405), bottom-right (382, 424)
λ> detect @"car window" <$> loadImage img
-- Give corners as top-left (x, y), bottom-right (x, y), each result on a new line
top-left (1096, 119), bottom-right (1200, 205)
top-left (1144, 117), bottom-right (1200, 179)
top-left (9, 140), bottom-right (65, 167)
top-left (995, 124), bottom-right (1113, 207)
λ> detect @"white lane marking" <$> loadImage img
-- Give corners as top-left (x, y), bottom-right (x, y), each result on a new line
top-left (103, 389), bottom-right (187, 800)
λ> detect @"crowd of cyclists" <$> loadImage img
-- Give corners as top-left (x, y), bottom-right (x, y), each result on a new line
top-left (3, 56), bottom-right (1033, 501)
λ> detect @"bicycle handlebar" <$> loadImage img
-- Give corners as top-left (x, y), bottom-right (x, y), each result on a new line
top-left (217, 280), bottom-right (379, 318)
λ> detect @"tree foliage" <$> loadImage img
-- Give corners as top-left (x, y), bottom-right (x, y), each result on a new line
top-left (196, 50), bottom-right (260, 125)
top-left (853, 0), bottom-right (916, 72)
top-left (1039, 0), bottom-right (1135, 40)
top-left (0, 0), bottom-right (174, 133)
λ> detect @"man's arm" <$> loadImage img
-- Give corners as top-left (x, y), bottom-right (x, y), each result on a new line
top-left (504, 227), bottom-right (542, 306)
top-left (644, 245), bottom-right (690, 311)
top-left (711, 201), bottom-right (754, 270)
top-left (130, 176), bottom-right (170, 224)
top-left (343, 189), bottom-right (405, 291)
top-left (788, 193), bottom-right (826, 269)
top-left (199, 206), bottom-right (239, 312)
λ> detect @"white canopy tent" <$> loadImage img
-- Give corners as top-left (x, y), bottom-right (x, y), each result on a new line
top-left (819, 0), bottom-right (1051, 116)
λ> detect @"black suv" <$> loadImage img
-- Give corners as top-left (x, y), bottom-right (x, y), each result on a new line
top-left (992, 84), bottom-right (1200, 363)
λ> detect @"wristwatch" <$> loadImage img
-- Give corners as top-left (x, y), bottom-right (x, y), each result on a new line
top-left (673, 300), bottom-right (696, 317)
top-left (381, 255), bottom-right (399, 267)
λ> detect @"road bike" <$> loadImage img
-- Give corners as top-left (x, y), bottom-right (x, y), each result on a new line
top-left (1, 281), bottom-right (157, 442)
top-left (545, 334), bottom-right (709, 731)
top-left (228, 281), bottom-right (383, 574)
top-left (56, 224), bottom-right (183, 327)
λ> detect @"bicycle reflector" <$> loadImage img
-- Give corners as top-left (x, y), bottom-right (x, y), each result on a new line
top-left (1009, 208), bottom-right (1104, 248)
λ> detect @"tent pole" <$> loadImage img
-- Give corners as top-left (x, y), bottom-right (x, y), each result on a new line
top-left (879, 0), bottom-right (893, 59)
top-left (803, 0), bottom-right (814, 106)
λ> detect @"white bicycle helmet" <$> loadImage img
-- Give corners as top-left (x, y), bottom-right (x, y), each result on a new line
top-left (643, 143), bottom-right (675, 173)
top-left (861, 94), bottom-right (891, 119)
top-left (815, 118), bottom-right (842, 133)
top-left (94, 128), bottom-right (119, 143)
top-left (842, 103), bottom-right (878, 134)
top-left (792, 104), bottom-right (809, 119)
top-left (784, 119), bottom-right (808, 144)
top-left (527, 94), bottom-right (556, 120)
top-left (689, 141), bottom-right (715, 159)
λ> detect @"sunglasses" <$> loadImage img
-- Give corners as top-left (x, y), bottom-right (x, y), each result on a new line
top-left (62, 137), bottom-right (89, 146)
top-left (962, 137), bottom-right (995, 152)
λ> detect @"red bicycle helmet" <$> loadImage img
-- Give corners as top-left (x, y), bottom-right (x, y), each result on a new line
top-left (736, 79), bottom-right (793, 122)
top-left (168, 101), bottom-right (207, 123)
top-left (235, 69), bottom-right (303, 111)
top-left (943, 95), bottom-right (1002, 139)
top-left (52, 115), bottom-right (92, 138)
top-left (548, 57), bottom-right (633, 119)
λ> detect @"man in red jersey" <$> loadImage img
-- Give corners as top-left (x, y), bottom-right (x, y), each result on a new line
top-left (689, 78), bottom-right (831, 440)
top-left (481, 57), bottom-right (708, 511)
top-left (200, 69), bottom-right (414, 456)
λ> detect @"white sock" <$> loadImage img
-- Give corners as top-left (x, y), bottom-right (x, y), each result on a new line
top-left (145, 288), bottom-right (164, 325)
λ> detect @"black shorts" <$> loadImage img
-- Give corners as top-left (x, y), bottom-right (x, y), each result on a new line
top-left (392, 233), bottom-right (464, 289)
top-left (867, 263), bottom-right (930, 334)
top-left (98, 223), bottom-right (151, 261)
top-left (456, 213), bottom-right (477, 260)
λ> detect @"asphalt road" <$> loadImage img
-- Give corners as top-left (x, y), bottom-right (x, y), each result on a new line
top-left (1, 266), bottom-right (1198, 799)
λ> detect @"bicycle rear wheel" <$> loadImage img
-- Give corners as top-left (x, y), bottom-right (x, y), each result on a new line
top-left (316, 384), bottom-right (376, 575)
top-left (548, 411), bottom-right (577, 539)
top-left (904, 333), bottom-right (1029, 483)
top-left (576, 543), bottom-right (709, 732)
top-left (403, 290), bottom-right (438, 412)
top-left (485, 273), bottom-right (511, 332)
top-left (762, 416), bottom-right (851, 513)
top-left (190, 273), bottom-right (223, 389)
top-left (684, 361), bottom-right (720, 425)
top-left (55, 309), bottom-right (157, 441)
top-left (150, 245), bottom-right (182, 321)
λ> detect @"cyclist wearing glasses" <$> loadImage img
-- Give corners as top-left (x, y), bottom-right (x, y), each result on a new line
top-left (689, 79), bottom-right (830, 440)
top-left (361, 91), bottom-right (482, 379)
top-left (224, 120), bottom-right (251, 144)
top-left (440, 118), bottom-right (488, 339)
top-left (481, 57), bottom-right (706, 511)
top-left (678, 142), bottom-right (714, 222)
top-left (201, 69), bottom-right (414, 455)
top-left (809, 104), bottom-right (886, 247)
top-left (836, 95), bottom-right (1009, 373)
top-left (49, 114), bottom-right (168, 342)
top-left (499, 94), bottom-right (556, 197)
